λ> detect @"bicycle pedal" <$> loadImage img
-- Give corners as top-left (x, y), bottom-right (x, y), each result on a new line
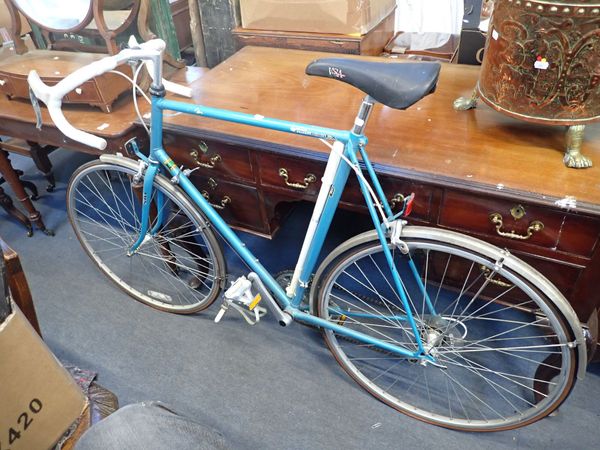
top-left (248, 293), bottom-right (262, 310)
top-left (215, 276), bottom-right (268, 325)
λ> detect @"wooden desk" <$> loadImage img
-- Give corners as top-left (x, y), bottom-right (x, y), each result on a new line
top-left (160, 47), bottom-right (600, 336)
top-left (0, 66), bottom-right (204, 234)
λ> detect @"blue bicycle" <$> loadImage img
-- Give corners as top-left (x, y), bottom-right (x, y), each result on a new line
top-left (28, 39), bottom-right (586, 431)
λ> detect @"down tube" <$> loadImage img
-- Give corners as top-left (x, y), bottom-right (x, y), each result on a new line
top-left (152, 147), bottom-right (293, 308)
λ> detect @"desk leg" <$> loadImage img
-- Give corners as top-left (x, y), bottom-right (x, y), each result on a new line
top-left (0, 185), bottom-right (32, 235)
top-left (0, 151), bottom-right (53, 236)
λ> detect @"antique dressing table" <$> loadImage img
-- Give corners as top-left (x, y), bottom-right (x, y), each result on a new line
top-left (0, 65), bottom-right (204, 233)
top-left (0, 78), bottom-right (149, 233)
top-left (157, 46), bottom-right (600, 352)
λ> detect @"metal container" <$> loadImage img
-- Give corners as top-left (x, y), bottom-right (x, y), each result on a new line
top-left (479, 0), bottom-right (600, 125)
top-left (456, 0), bottom-right (600, 167)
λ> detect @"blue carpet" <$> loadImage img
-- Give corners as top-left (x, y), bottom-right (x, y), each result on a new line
top-left (1, 148), bottom-right (598, 449)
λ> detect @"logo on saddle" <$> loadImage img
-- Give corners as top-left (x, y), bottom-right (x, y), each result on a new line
top-left (328, 67), bottom-right (346, 79)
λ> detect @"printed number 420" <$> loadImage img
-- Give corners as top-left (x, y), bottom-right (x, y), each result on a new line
top-left (0, 399), bottom-right (43, 450)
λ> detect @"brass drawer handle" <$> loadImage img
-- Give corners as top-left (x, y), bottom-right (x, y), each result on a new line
top-left (189, 148), bottom-right (222, 169)
top-left (278, 168), bottom-right (317, 190)
top-left (489, 213), bottom-right (544, 240)
top-left (201, 190), bottom-right (231, 210)
top-left (389, 193), bottom-right (405, 209)
top-left (480, 265), bottom-right (512, 288)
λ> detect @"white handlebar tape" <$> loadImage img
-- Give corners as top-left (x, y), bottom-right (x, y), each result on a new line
top-left (27, 39), bottom-right (167, 150)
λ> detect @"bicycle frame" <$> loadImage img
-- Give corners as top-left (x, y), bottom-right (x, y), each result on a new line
top-left (130, 92), bottom-right (437, 362)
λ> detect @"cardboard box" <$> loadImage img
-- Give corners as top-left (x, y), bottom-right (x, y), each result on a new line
top-left (240, 0), bottom-right (397, 35)
top-left (0, 302), bottom-right (86, 450)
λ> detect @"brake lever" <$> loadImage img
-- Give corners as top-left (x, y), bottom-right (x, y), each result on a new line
top-left (28, 86), bottom-right (43, 130)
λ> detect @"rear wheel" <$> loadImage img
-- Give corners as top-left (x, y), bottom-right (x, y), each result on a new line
top-left (313, 228), bottom-right (577, 431)
top-left (67, 160), bottom-right (226, 314)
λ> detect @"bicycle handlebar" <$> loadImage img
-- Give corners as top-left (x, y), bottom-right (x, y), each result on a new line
top-left (27, 39), bottom-right (167, 151)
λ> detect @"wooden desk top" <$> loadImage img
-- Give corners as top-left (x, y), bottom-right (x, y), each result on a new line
top-left (162, 46), bottom-right (600, 214)
top-left (0, 93), bottom-right (141, 140)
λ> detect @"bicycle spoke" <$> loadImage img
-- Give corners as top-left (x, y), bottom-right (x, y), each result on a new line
top-left (69, 165), bottom-right (222, 313)
top-left (317, 234), bottom-right (574, 429)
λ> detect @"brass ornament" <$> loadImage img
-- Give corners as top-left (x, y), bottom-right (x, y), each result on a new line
top-left (509, 204), bottom-right (526, 220)
top-left (278, 168), bottom-right (317, 190)
top-left (455, 0), bottom-right (600, 168)
top-left (489, 212), bottom-right (544, 240)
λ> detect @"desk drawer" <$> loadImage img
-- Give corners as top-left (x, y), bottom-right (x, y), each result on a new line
top-left (439, 191), bottom-right (599, 257)
top-left (519, 254), bottom-right (581, 299)
top-left (424, 249), bottom-right (581, 308)
top-left (342, 175), bottom-right (434, 221)
top-left (235, 32), bottom-right (360, 54)
top-left (190, 175), bottom-right (264, 232)
top-left (0, 75), bottom-right (14, 97)
top-left (65, 80), bottom-right (101, 104)
top-left (257, 153), bottom-right (324, 198)
top-left (164, 133), bottom-right (254, 182)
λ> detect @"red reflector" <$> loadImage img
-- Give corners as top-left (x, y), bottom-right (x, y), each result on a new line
top-left (404, 193), bottom-right (415, 217)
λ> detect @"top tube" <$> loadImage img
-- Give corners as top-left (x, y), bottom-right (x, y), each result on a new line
top-left (156, 97), bottom-right (357, 144)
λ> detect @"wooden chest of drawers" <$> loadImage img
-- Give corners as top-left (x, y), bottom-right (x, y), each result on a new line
top-left (232, 9), bottom-right (395, 56)
top-left (160, 47), bottom-right (600, 355)
top-left (0, 50), bottom-right (131, 113)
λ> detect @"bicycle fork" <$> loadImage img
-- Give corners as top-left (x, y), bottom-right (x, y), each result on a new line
top-left (126, 158), bottom-right (164, 256)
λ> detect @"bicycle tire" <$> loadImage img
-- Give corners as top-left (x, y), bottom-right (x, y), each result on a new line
top-left (66, 159), bottom-right (226, 314)
top-left (311, 226), bottom-right (578, 431)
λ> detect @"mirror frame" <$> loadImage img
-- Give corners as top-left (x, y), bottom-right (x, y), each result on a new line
top-left (93, 0), bottom-right (140, 54)
top-left (5, 0), bottom-right (95, 34)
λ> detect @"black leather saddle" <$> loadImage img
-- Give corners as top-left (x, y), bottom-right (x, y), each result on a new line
top-left (305, 58), bottom-right (441, 110)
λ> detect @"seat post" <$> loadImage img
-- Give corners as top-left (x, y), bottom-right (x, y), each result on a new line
top-left (352, 96), bottom-right (376, 136)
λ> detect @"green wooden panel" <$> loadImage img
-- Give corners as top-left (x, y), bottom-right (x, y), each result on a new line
top-left (149, 0), bottom-right (181, 60)
top-left (28, 23), bottom-right (47, 49)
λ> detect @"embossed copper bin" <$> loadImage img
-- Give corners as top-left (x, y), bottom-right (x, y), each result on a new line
top-left (455, 0), bottom-right (600, 168)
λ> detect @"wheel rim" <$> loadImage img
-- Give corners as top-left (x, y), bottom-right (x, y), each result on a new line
top-left (67, 163), bottom-right (222, 312)
top-left (318, 239), bottom-right (574, 430)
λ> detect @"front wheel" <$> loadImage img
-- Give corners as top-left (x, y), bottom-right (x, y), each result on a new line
top-left (67, 159), bottom-right (226, 314)
top-left (312, 227), bottom-right (578, 431)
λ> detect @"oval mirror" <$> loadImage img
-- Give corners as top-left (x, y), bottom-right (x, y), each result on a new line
top-left (11, 0), bottom-right (93, 32)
